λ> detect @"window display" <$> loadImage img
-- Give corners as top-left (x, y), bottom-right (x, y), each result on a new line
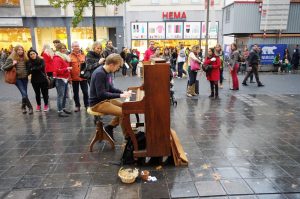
top-left (148, 22), bottom-right (165, 39)
top-left (131, 23), bottom-right (147, 39)
top-left (184, 22), bottom-right (201, 39)
top-left (0, 28), bottom-right (31, 51)
top-left (166, 22), bottom-right (183, 39)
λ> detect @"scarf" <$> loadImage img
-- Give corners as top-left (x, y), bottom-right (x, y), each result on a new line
top-left (55, 51), bottom-right (71, 62)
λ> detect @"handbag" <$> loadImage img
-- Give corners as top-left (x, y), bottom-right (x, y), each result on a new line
top-left (79, 62), bottom-right (91, 79)
top-left (190, 59), bottom-right (200, 71)
top-left (4, 67), bottom-right (16, 84)
top-left (202, 64), bottom-right (212, 73)
top-left (47, 76), bottom-right (56, 89)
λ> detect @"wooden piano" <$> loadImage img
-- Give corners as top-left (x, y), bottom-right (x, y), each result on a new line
top-left (122, 59), bottom-right (188, 166)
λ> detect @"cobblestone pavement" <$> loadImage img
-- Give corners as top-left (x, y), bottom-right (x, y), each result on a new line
top-left (0, 72), bottom-right (300, 198)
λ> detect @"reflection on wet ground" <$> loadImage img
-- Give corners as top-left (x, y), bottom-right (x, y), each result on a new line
top-left (1, 93), bottom-right (300, 198)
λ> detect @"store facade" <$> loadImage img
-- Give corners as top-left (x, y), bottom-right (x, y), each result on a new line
top-left (125, 10), bottom-right (222, 55)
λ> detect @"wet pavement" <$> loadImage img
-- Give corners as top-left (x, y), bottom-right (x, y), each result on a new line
top-left (0, 72), bottom-right (300, 198)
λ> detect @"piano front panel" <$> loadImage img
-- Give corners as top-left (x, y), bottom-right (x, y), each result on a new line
top-left (143, 63), bottom-right (171, 157)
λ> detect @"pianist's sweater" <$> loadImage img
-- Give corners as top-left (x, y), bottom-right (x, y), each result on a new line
top-left (89, 66), bottom-right (122, 107)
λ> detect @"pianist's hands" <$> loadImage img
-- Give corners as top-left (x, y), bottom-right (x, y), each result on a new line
top-left (120, 91), bottom-right (132, 99)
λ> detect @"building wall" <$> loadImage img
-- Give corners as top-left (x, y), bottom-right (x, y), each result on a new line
top-left (125, 0), bottom-right (223, 48)
top-left (223, 2), bottom-right (300, 35)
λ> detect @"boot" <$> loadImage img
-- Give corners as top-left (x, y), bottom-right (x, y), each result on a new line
top-left (190, 84), bottom-right (197, 96)
top-left (215, 84), bottom-right (219, 99)
top-left (21, 98), bottom-right (27, 114)
top-left (25, 97), bottom-right (33, 115)
top-left (186, 86), bottom-right (193, 97)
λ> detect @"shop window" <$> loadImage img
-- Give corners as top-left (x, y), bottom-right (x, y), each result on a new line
top-left (0, 28), bottom-right (31, 51)
top-left (35, 27), bottom-right (68, 53)
top-left (151, 0), bottom-right (159, 4)
top-left (71, 27), bottom-right (109, 53)
top-left (0, 0), bottom-right (20, 6)
top-left (191, 0), bottom-right (201, 3)
top-left (172, 0), bottom-right (179, 3)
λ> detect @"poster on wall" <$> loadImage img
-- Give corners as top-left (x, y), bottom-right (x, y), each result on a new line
top-left (166, 22), bottom-right (183, 39)
top-left (148, 22), bottom-right (165, 39)
top-left (131, 22), bottom-right (147, 39)
top-left (183, 22), bottom-right (201, 39)
top-left (257, 44), bottom-right (287, 65)
top-left (201, 22), bottom-right (218, 39)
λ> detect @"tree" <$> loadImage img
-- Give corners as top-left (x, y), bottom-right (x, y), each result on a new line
top-left (49, 0), bottom-right (130, 41)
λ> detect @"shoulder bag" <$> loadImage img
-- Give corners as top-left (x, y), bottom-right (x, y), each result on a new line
top-left (4, 67), bottom-right (16, 84)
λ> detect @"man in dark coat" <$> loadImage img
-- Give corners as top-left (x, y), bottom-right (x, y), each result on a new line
top-left (242, 44), bottom-right (264, 87)
top-left (292, 48), bottom-right (299, 73)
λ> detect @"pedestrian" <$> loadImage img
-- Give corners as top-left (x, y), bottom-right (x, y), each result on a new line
top-left (26, 49), bottom-right (49, 112)
top-left (161, 48), bottom-right (171, 63)
top-left (242, 44), bottom-right (264, 87)
top-left (53, 40), bottom-right (61, 51)
top-left (103, 40), bottom-right (118, 58)
top-left (204, 47), bottom-right (221, 99)
top-left (1, 45), bottom-right (33, 114)
top-left (69, 41), bottom-right (89, 112)
top-left (273, 53), bottom-right (281, 73)
top-left (130, 49), bottom-right (139, 76)
top-left (89, 54), bottom-right (132, 141)
top-left (53, 43), bottom-right (72, 117)
top-left (41, 44), bottom-right (55, 77)
top-left (143, 41), bottom-right (155, 61)
top-left (120, 47), bottom-right (130, 76)
top-left (170, 48), bottom-right (178, 76)
top-left (291, 48), bottom-right (299, 73)
top-left (282, 48), bottom-right (291, 73)
top-left (177, 44), bottom-right (187, 78)
top-left (228, 43), bottom-right (240, 90)
top-left (85, 41), bottom-right (106, 84)
top-left (214, 44), bottom-right (224, 88)
top-left (186, 45), bottom-right (201, 97)
top-left (150, 47), bottom-right (161, 59)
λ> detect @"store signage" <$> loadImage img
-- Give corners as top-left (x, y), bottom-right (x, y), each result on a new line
top-left (166, 22), bottom-right (183, 39)
top-left (131, 22), bottom-right (147, 39)
top-left (257, 44), bottom-right (287, 65)
top-left (184, 22), bottom-right (201, 39)
top-left (148, 22), bottom-right (165, 39)
top-left (162, 11), bottom-right (186, 21)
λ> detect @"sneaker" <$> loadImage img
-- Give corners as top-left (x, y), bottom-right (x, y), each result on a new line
top-left (63, 109), bottom-right (72, 114)
top-left (74, 107), bottom-right (80, 112)
top-left (186, 93), bottom-right (193, 97)
top-left (58, 112), bottom-right (69, 117)
top-left (103, 125), bottom-right (115, 142)
top-left (43, 105), bottom-right (49, 112)
top-left (36, 105), bottom-right (41, 112)
top-left (258, 84), bottom-right (265, 87)
top-left (242, 82), bottom-right (248, 86)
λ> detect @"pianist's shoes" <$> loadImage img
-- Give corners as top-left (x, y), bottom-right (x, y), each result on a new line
top-left (103, 125), bottom-right (115, 142)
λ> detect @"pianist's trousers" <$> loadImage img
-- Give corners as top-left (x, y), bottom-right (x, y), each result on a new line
top-left (91, 99), bottom-right (125, 136)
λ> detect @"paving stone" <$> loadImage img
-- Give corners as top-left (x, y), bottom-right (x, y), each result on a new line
top-left (86, 185), bottom-right (113, 199)
top-left (244, 178), bottom-right (280, 194)
top-left (195, 181), bottom-right (226, 197)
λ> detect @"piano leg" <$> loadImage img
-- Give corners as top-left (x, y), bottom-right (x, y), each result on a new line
top-left (123, 114), bottom-right (139, 160)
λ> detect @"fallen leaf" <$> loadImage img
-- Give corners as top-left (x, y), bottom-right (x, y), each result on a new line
top-left (156, 166), bottom-right (162, 170)
top-left (72, 181), bottom-right (82, 187)
top-left (201, 164), bottom-right (211, 169)
top-left (212, 173), bottom-right (221, 181)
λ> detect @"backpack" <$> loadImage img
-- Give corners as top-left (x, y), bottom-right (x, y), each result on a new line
top-left (121, 131), bottom-right (146, 165)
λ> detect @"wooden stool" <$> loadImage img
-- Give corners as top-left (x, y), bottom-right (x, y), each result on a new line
top-left (87, 107), bottom-right (115, 152)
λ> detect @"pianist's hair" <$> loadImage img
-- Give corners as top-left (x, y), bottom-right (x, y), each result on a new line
top-left (105, 53), bottom-right (124, 66)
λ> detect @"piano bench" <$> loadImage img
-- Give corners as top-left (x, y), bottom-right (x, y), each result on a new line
top-left (87, 107), bottom-right (115, 152)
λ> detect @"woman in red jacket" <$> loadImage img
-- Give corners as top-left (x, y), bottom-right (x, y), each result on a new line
top-left (41, 44), bottom-right (55, 77)
top-left (203, 48), bottom-right (221, 99)
top-left (53, 43), bottom-right (72, 117)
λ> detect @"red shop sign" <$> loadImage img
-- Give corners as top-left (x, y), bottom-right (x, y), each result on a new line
top-left (162, 11), bottom-right (187, 20)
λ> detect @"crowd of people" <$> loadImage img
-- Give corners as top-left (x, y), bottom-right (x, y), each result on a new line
top-left (1, 39), bottom-right (299, 117)
top-left (272, 46), bottom-right (300, 73)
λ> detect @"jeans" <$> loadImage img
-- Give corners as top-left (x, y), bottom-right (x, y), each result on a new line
top-left (72, 80), bottom-right (89, 108)
top-left (15, 78), bottom-right (28, 98)
top-left (220, 68), bottom-right (224, 84)
top-left (131, 63), bottom-right (138, 76)
top-left (56, 79), bottom-right (68, 112)
top-left (177, 62), bottom-right (185, 78)
top-left (122, 64), bottom-right (127, 76)
top-left (188, 68), bottom-right (198, 86)
top-left (32, 82), bottom-right (49, 106)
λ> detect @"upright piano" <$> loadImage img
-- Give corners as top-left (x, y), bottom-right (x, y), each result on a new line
top-left (122, 59), bottom-right (188, 165)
